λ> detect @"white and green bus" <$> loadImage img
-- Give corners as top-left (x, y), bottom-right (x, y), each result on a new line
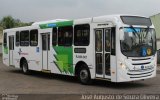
top-left (3, 15), bottom-right (157, 84)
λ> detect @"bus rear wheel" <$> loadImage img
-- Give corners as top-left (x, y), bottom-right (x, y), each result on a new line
top-left (78, 66), bottom-right (92, 85)
top-left (22, 60), bottom-right (29, 74)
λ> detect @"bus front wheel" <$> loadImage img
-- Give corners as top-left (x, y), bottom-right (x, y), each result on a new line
top-left (78, 66), bottom-right (92, 85)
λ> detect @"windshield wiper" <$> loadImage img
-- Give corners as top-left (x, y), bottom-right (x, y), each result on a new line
top-left (130, 25), bottom-right (140, 43)
top-left (145, 26), bottom-right (150, 38)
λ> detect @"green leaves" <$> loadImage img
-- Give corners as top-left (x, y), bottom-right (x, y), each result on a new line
top-left (0, 16), bottom-right (33, 29)
top-left (0, 16), bottom-right (33, 38)
top-left (0, 16), bottom-right (15, 29)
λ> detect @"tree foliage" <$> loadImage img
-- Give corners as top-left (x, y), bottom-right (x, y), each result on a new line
top-left (0, 16), bottom-right (32, 29)
top-left (0, 16), bottom-right (33, 37)
top-left (0, 16), bottom-right (15, 29)
top-left (0, 25), bottom-right (3, 37)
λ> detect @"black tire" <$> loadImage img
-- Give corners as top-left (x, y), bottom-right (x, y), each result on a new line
top-left (78, 66), bottom-right (92, 85)
top-left (22, 60), bottom-right (30, 74)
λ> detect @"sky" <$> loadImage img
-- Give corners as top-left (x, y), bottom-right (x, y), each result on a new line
top-left (0, 0), bottom-right (160, 22)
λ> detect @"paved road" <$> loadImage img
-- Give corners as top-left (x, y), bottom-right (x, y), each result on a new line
top-left (0, 57), bottom-right (160, 99)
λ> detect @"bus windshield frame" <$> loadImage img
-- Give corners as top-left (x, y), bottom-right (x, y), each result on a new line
top-left (120, 27), bottom-right (157, 57)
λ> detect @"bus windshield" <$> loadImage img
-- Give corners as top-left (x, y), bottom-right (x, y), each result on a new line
top-left (120, 27), bottom-right (156, 57)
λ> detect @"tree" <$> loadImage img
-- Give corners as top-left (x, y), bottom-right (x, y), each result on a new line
top-left (0, 26), bottom-right (3, 35)
top-left (0, 25), bottom-right (3, 43)
top-left (0, 16), bottom-right (33, 41)
top-left (0, 16), bottom-right (33, 42)
top-left (0, 16), bottom-right (33, 29)
top-left (0, 16), bottom-right (15, 29)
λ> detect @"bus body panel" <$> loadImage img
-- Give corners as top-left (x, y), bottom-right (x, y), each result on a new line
top-left (73, 20), bottom-right (95, 78)
top-left (2, 15), bottom-right (157, 83)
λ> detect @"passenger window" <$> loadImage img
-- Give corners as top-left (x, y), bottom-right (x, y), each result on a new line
top-left (58, 26), bottom-right (73, 46)
top-left (30, 29), bottom-right (38, 46)
top-left (16, 31), bottom-right (20, 46)
top-left (74, 24), bottom-right (90, 46)
top-left (52, 28), bottom-right (57, 46)
top-left (3, 33), bottom-right (7, 47)
top-left (20, 30), bottom-right (29, 46)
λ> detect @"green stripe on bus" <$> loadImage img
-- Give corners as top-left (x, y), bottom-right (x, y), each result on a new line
top-left (3, 46), bottom-right (8, 54)
top-left (39, 24), bottom-right (48, 29)
top-left (56, 20), bottom-right (73, 27)
top-left (39, 20), bottom-right (73, 29)
top-left (53, 46), bottom-right (73, 74)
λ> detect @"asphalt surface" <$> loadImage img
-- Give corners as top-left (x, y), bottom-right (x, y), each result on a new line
top-left (0, 56), bottom-right (160, 100)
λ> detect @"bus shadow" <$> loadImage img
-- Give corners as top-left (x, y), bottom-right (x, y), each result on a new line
top-left (9, 69), bottom-right (79, 83)
top-left (9, 69), bottom-right (149, 89)
top-left (92, 80), bottom-right (149, 89)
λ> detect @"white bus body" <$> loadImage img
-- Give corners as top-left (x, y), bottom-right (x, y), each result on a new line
top-left (2, 15), bottom-right (157, 84)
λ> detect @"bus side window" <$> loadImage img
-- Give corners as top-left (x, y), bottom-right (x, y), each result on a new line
top-left (30, 29), bottom-right (38, 46)
top-left (20, 30), bottom-right (29, 46)
top-left (3, 33), bottom-right (7, 47)
top-left (74, 24), bottom-right (90, 46)
top-left (111, 27), bottom-right (116, 55)
top-left (52, 27), bottom-right (57, 46)
top-left (16, 31), bottom-right (20, 46)
top-left (58, 26), bottom-right (73, 46)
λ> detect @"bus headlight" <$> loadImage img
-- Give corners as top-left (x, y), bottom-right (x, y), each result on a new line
top-left (120, 63), bottom-right (126, 69)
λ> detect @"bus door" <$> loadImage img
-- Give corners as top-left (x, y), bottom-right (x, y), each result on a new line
top-left (9, 35), bottom-right (14, 66)
top-left (95, 28), bottom-right (112, 79)
top-left (41, 33), bottom-right (50, 70)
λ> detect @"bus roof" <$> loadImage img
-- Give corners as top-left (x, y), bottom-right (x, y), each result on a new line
top-left (32, 19), bottom-right (69, 26)
top-left (3, 14), bottom-right (150, 32)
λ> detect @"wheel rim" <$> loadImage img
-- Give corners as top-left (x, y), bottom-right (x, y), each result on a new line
top-left (22, 62), bottom-right (28, 73)
top-left (80, 69), bottom-right (88, 80)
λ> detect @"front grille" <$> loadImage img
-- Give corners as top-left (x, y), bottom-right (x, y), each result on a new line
top-left (130, 74), bottom-right (152, 78)
top-left (132, 62), bottom-right (150, 65)
top-left (132, 58), bottom-right (151, 61)
top-left (128, 67), bottom-right (154, 72)
top-left (131, 57), bottom-right (151, 66)
top-left (126, 57), bottom-right (155, 79)
top-left (127, 70), bottom-right (154, 79)
top-left (127, 70), bottom-right (154, 75)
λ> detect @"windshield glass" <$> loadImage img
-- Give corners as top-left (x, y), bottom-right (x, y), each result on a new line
top-left (120, 27), bottom-right (156, 57)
